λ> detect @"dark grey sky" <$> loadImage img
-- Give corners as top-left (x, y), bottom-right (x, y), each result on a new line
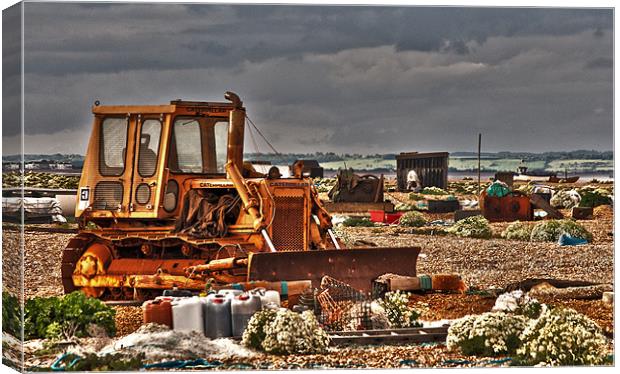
top-left (3, 3), bottom-right (614, 154)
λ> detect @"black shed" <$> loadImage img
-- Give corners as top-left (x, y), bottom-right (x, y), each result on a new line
top-left (396, 152), bottom-right (449, 190)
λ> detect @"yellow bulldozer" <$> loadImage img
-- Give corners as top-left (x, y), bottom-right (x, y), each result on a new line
top-left (62, 92), bottom-right (420, 300)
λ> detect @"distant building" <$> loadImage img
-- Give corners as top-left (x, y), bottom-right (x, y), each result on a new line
top-left (248, 160), bottom-right (290, 178)
top-left (292, 159), bottom-right (324, 178)
top-left (2, 162), bottom-right (20, 171)
top-left (25, 160), bottom-right (51, 170)
top-left (396, 152), bottom-right (449, 190)
top-left (51, 162), bottom-right (72, 170)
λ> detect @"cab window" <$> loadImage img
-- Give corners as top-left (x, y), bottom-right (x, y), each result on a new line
top-left (99, 117), bottom-right (128, 176)
top-left (137, 119), bottom-right (162, 177)
top-left (169, 117), bottom-right (229, 174)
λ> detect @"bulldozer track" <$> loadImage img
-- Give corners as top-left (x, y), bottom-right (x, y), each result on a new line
top-left (328, 325), bottom-right (449, 346)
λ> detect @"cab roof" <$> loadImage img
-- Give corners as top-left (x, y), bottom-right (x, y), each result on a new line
top-left (91, 100), bottom-right (243, 115)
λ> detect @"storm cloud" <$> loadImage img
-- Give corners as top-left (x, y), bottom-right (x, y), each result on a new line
top-left (2, 3), bottom-right (613, 154)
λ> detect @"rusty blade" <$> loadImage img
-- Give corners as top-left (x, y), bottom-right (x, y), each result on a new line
top-left (247, 246), bottom-right (421, 292)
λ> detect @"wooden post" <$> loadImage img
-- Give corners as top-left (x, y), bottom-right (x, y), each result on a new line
top-left (478, 133), bottom-right (482, 195)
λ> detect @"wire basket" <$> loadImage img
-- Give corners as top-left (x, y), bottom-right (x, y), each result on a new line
top-left (313, 276), bottom-right (374, 331)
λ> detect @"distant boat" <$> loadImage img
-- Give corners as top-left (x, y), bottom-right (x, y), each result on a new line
top-left (548, 175), bottom-right (580, 183)
top-left (513, 166), bottom-right (579, 183)
top-left (514, 174), bottom-right (552, 182)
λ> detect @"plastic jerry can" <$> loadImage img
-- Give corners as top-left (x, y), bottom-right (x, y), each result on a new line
top-left (218, 289), bottom-right (243, 299)
top-left (171, 297), bottom-right (205, 334)
top-left (204, 294), bottom-right (232, 338)
top-left (162, 288), bottom-right (194, 297)
top-left (143, 299), bottom-right (173, 328)
top-left (262, 290), bottom-right (281, 308)
top-left (231, 293), bottom-right (262, 337)
top-left (250, 288), bottom-right (281, 308)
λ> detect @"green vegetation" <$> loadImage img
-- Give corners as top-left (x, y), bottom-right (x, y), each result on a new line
top-left (408, 192), bottom-right (424, 200)
top-left (530, 219), bottom-right (592, 243)
top-left (448, 181), bottom-right (490, 195)
top-left (312, 177), bottom-right (336, 193)
top-left (341, 217), bottom-right (375, 227)
top-left (448, 216), bottom-right (492, 239)
top-left (2, 292), bottom-right (21, 337)
top-left (448, 158), bottom-right (546, 172)
top-left (394, 202), bottom-right (418, 212)
top-left (420, 186), bottom-right (449, 195)
top-left (398, 211), bottom-right (426, 227)
top-left (24, 291), bottom-right (116, 340)
top-left (547, 159), bottom-right (613, 173)
top-left (501, 221), bottom-right (534, 241)
top-left (576, 187), bottom-right (613, 208)
top-left (52, 353), bottom-right (144, 371)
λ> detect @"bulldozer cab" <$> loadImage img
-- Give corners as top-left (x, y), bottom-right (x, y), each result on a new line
top-left (76, 93), bottom-right (245, 221)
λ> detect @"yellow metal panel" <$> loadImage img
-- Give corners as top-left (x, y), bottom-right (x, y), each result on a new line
top-left (92, 105), bottom-right (176, 114)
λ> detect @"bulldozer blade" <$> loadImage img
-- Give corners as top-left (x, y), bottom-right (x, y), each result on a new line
top-left (247, 246), bottom-right (421, 292)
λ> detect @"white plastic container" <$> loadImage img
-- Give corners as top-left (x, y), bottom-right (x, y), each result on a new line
top-left (250, 288), bottom-right (281, 308)
top-left (204, 294), bottom-right (232, 338)
top-left (262, 290), bottom-right (281, 308)
top-left (231, 293), bottom-right (262, 337)
top-left (171, 296), bottom-right (205, 334)
top-left (218, 289), bottom-right (243, 299)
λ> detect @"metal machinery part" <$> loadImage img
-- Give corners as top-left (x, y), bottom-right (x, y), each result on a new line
top-left (328, 168), bottom-right (384, 203)
top-left (63, 92), bottom-right (420, 300)
top-left (480, 191), bottom-right (534, 222)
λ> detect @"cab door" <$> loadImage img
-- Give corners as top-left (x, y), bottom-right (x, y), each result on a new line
top-left (129, 114), bottom-right (165, 214)
top-left (89, 114), bottom-right (135, 216)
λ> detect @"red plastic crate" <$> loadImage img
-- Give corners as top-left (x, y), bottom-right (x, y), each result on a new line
top-left (369, 210), bottom-right (403, 224)
top-left (369, 210), bottom-right (385, 223)
top-left (385, 212), bottom-right (403, 224)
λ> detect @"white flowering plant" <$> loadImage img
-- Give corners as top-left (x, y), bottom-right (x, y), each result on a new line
top-left (379, 291), bottom-right (422, 328)
top-left (516, 306), bottom-right (608, 366)
top-left (492, 290), bottom-right (542, 319)
top-left (242, 309), bottom-right (330, 355)
top-left (447, 312), bottom-right (529, 356)
top-left (241, 309), bottom-right (278, 350)
top-left (550, 189), bottom-right (581, 209)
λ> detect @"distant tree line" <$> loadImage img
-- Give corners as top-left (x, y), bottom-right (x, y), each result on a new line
top-left (3, 150), bottom-right (611, 165)
top-left (451, 150), bottom-right (612, 161)
top-left (3, 153), bottom-right (85, 162)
